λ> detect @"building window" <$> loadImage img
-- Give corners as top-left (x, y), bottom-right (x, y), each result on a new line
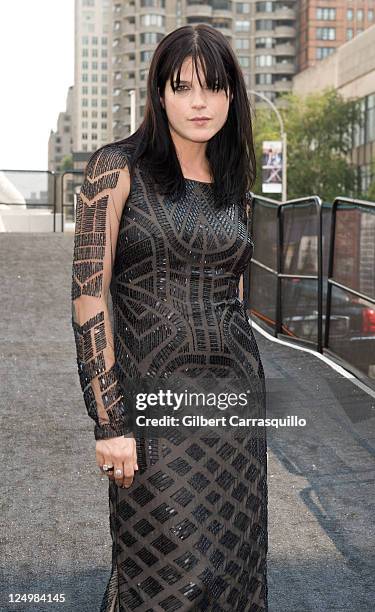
top-left (357, 9), bottom-right (364, 21)
top-left (256, 73), bottom-right (272, 84)
top-left (368, 10), bottom-right (374, 21)
top-left (316, 27), bottom-right (336, 41)
top-left (140, 14), bottom-right (165, 27)
top-left (235, 20), bottom-right (250, 32)
top-left (140, 31), bottom-right (164, 44)
top-left (346, 28), bottom-right (353, 40)
top-left (316, 7), bottom-right (336, 20)
top-left (256, 19), bottom-right (273, 31)
top-left (316, 47), bottom-right (335, 60)
top-left (235, 38), bottom-right (250, 49)
top-left (255, 54), bottom-right (273, 67)
top-left (256, 2), bottom-right (273, 12)
top-left (238, 56), bottom-right (249, 67)
top-left (236, 3), bottom-right (250, 14)
top-left (256, 36), bottom-right (273, 48)
top-left (140, 49), bottom-right (154, 62)
top-left (347, 9), bottom-right (353, 21)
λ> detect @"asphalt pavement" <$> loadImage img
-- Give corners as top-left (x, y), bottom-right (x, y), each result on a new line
top-left (1, 233), bottom-right (374, 612)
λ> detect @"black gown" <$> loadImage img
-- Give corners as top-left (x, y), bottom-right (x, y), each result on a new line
top-left (71, 143), bottom-right (268, 611)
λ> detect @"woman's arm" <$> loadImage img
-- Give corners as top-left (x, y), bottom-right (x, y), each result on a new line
top-left (239, 195), bottom-right (251, 304)
top-left (71, 146), bottom-right (131, 441)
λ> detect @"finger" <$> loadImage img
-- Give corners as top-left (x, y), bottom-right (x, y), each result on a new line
top-left (133, 440), bottom-right (138, 471)
top-left (102, 453), bottom-right (115, 480)
top-left (119, 441), bottom-right (136, 487)
top-left (113, 462), bottom-right (125, 486)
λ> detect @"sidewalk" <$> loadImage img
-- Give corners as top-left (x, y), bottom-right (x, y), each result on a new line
top-left (1, 233), bottom-right (374, 612)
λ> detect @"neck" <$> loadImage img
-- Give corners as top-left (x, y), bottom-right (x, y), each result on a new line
top-left (170, 126), bottom-right (211, 177)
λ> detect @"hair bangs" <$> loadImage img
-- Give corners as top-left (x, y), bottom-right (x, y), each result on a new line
top-left (168, 43), bottom-right (229, 96)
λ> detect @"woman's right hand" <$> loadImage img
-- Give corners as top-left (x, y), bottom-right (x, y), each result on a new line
top-left (96, 436), bottom-right (138, 488)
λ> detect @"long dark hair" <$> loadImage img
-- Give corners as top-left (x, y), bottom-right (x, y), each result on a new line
top-left (92, 24), bottom-right (256, 209)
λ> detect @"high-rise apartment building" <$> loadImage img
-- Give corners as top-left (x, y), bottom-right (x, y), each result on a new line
top-left (297, 0), bottom-right (375, 71)
top-left (73, 0), bottom-right (113, 153)
top-left (112, 0), bottom-right (297, 140)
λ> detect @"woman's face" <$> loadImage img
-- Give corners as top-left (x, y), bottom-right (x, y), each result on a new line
top-left (159, 56), bottom-right (233, 144)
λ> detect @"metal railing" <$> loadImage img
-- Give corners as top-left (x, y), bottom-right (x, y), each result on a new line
top-left (0, 168), bottom-right (84, 233)
top-left (244, 193), bottom-right (375, 387)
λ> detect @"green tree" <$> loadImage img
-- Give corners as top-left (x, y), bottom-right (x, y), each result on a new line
top-left (252, 87), bottom-right (363, 202)
top-left (60, 155), bottom-right (73, 173)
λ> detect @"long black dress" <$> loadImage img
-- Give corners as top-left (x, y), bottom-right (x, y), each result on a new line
top-left (71, 142), bottom-right (268, 611)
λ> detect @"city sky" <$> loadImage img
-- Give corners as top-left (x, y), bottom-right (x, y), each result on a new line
top-left (0, 0), bottom-right (75, 170)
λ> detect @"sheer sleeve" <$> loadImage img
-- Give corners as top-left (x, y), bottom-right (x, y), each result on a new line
top-left (71, 145), bottom-right (132, 441)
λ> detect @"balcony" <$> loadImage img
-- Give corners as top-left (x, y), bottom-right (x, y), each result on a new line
top-left (273, 61), bottom-right (296, 74)
top-left (274, 43), bottom-right (295, 55)
top-left (186, 4), bottom-right (212, 18)
top-left (274, 25), bottom-right (296, 38)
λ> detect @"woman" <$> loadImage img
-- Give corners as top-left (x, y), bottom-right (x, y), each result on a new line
top-left (71, 24), bottom-right (268, 612)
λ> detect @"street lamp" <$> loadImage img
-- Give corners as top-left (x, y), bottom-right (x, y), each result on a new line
top-left (247, 89), bottom-right (287, 201)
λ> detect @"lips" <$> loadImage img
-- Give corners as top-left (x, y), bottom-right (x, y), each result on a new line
top-left (190, 117), bottom-right (211, 121)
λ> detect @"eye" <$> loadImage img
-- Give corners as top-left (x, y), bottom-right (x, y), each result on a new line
top-left (175, 85), bottom-right (189, 92)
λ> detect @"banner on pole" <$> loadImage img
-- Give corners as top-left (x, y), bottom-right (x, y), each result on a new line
top-left (262, 140), bottom-right (282, 194)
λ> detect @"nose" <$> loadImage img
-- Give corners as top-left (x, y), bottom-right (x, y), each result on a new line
top-left (190, 88), bottom-right (208, 107)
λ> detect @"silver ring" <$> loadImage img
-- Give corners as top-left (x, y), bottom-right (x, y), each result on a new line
top-left (102, 464), bottom-right (114, 472)
top-left (114, 468), bottom-right (123, 477)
